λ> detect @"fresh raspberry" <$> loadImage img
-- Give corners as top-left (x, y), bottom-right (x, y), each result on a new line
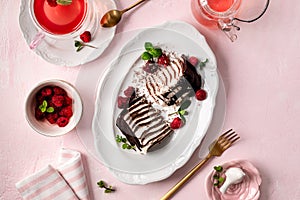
top-left (195, 89), bottom-right (207, 101)
top-left (59, 106), bottom-right (73, 118)
top-left (35, 107), bottom-right (45, 120)
top-left (157, 54), bottom-right (170, 66)
top-left (36, 94), bottom-right (45, 105)
top-left (124, 86), bottom-right (135, 97)
top-left (56, 117), bottom-right (69, 127)
top-left (51, 95), bottom-right (65, 107)
top-left (46, 113), bottom-right (58, 124)
top-left (80, 31), bottom-right (92, 43)
top-left (117, 96), bottom-right (129, 109)
top-left (143, 61), bottom-right (158, 73)
top-left (64, 96), bottom-right (73, 105)
top-left (170, 117), bottom-right (182, 129)
top-left (188, 56), bottom-right (199, 66)
top-left (47, 0), bottom-right (57, 7)
top-left (40, 87), bottom-right (53, 97)
top-left (53, 86), bottom-right (67, 95)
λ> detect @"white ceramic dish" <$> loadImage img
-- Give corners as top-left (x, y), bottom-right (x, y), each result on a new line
top-left (25, 79), bottom-right (83, 136)
top-left (91, 21), bottom-right (219, 184)
top-left (19, 0), bottom-right (116, 67)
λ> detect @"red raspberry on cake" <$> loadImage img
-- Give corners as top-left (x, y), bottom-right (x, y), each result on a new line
top-left (188, 56), bottom-right (199, 67)
top-left (124, 86), bottom-right (135, 97)
top-left (170, 117), bottom-right (183, 129)
top-left (59, 106), bottom-right (73, 118)
top-left (195, 89), bottom-right (207, 101)
top-left (117, 96), bottom-right (129, 109)
top-left (56, 117), bottom-right (69, 127)
top-left (143, 61), bottom-right (158, 73)
top-left (157, 54), bottom-right (170, 66)
top-left (80, 31), bottom-right (92, 43)
top-left (51, 95), bottom-right (65, 107)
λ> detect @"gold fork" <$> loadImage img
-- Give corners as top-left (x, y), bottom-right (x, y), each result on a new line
top-left (161, 129), bottom-right (239, 200)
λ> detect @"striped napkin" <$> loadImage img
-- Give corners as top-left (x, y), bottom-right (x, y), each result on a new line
top-left (16, 149), bottom-right (90, 200)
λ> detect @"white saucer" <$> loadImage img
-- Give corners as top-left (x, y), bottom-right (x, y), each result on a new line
top-left (19, 0), bottom-right (116, 67)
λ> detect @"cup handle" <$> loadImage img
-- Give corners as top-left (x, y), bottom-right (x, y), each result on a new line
top-left (30, 32), bottom-right (45, 49)
top-left (218, 19), bottom-right (238, 42)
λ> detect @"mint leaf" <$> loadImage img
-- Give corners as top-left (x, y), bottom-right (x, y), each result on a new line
top-left (46, 107), bottom-right (54, 113)
top-left (218, 177), bottom-right (225, 184)
top-left (56, 0), bottom-right (72, 6)
top-left (39, 100), bottom-right (48, 113)
top-left (149, 48), bottom-right (162, 58)
top-left (178, 110), bottom-right (186, 116)
top-left (141, 52), bottom-right (152, 60)
top-left (179, 100), bottom-right (191, 110)
top-left (42, 100), bottom-right (47, 107)
top-left (144, 42), bottom-right (154, 51)
top-left (214, 166), bottom-right (223, 172)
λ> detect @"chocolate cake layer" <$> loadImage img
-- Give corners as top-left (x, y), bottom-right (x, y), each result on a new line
top-left (116, 96), bottom-right (173, 153)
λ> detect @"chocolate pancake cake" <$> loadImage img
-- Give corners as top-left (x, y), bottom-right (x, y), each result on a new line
top-left (116, 45), bottom-right (203, 154)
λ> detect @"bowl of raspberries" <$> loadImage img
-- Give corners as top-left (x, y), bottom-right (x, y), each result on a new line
top-left (25, 79), bottom-right (83, 136)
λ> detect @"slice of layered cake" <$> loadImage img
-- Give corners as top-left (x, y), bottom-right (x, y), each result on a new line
top-left (115, 42), bottom-right (205, 154)
top-left (116, 96), bottom-right (173, 154)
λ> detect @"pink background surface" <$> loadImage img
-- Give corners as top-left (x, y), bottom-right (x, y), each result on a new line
top-left (1, 0), bottom-right (300, 199)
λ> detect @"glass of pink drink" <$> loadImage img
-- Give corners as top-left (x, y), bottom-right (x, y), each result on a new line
top-left (29, 0), bottom-right (96, 48)
top-left (191, 0), bottom-right (241, 41)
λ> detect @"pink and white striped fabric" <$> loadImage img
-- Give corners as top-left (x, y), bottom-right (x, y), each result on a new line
top-left (16, 149), bottom-right (90, 200)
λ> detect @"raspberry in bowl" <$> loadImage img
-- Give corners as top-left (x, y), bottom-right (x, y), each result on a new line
top-left (25, 79), bottom-right (83, 136)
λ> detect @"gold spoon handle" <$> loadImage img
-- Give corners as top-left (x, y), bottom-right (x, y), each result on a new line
top-left (121, 0), bottom-right (148, 13)
top-left (160, 154), bottom-right (212, 200)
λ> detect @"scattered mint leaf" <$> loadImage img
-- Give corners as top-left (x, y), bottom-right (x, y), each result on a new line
top-left (56, 0), bottom-right (72, 6)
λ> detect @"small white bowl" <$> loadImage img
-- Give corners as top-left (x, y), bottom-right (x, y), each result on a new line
top-left (25, 79), bottom-right (83, 136)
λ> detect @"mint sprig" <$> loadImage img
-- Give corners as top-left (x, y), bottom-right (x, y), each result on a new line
top-left (74, 40), bottom-right (97, 52)
top-left (199, 58), bottom-right (209, 67)
top-left (39, 100), bottom-right (54, 113)
top-left (116, 135), bottom-right (136, 151)
top-left (56, 0), bottom-right (72, 6)
top-left (169, 99), bottom-right (191, 123)
top-left (213, 165), bottom-right (225, 187)
top-left (97, 180), bottom-right (115, 193)
top-left (141, 42), bottom-right (162, 61)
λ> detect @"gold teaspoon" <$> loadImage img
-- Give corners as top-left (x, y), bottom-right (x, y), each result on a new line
top-left (100, 0), bottom-right (148, 27)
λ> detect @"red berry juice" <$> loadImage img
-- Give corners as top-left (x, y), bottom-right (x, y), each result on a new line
top-left (33, 0), bottom-right (87, 35)
top-left (191, 0), bottom-right (239, 28)
top-left (207, 0), bottom-right (234, 12)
